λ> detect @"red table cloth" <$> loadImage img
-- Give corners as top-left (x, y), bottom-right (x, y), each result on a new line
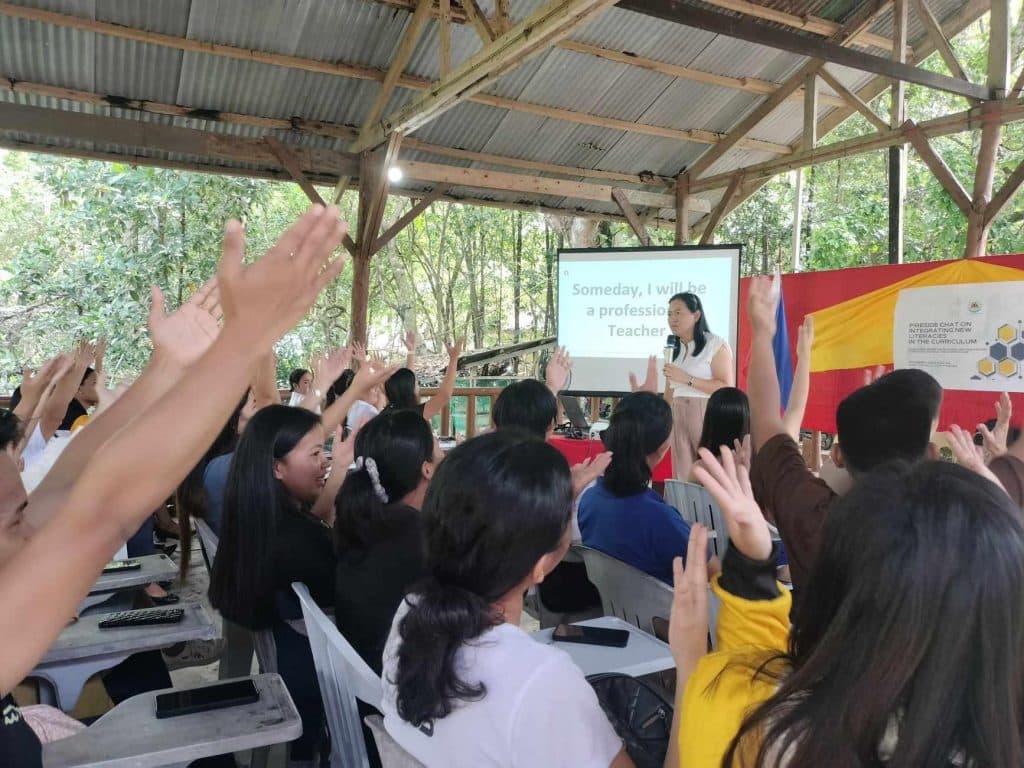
top-left (549, 435), bottom-right (673, 483)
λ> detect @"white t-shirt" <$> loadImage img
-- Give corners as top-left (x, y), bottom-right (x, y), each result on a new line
top-left (19, 425), bottom-right (47, 471)
top-left (669, 332), bottom-right (729, 399)
top-left (381, 598), bottom-right (623, 768)
top-left (347, 399), bottom-right (379, 430)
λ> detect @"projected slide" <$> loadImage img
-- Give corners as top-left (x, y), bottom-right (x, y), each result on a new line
top-left (557, 246), bottom-right (740, 394)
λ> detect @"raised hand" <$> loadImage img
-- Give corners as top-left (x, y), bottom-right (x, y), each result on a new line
top-left (352, 342), bottom-right (368, 365)
top-left (628, 355), bottom-right (658, 393)
top-left (732, 434), bottom-right (752, 470)
top-left (446, 337), bottom-right (465, 361)
top-left (977, 392), bottom-right (1012, 461)
top-left (217, 205), bottom-right (347, 349)
top-left (796, 315), bottom-right (813, 360)
top-left (862, 364), bottom-right (888, 387)
top-left (692, 447), bottom-right (772, 561)
top-left (351, 360), bottom-right (401, 397)
top-left (403, 330), bottom-right (417, 353)
top-left (669, 524), bottom-right (709, 678)
top-left (93, 338), bottom-right (108, 376)
top-left (545, 346), bottom-right (573, 394)
top-left (148, 279), bottom-right (223, 368)
top-left (747, 276), bottom-right (777, 337)
top-left (571, 451), bottom-right (612, 499)
top-left (314, 346), bottom-right (353, 389)
top-left (19, 355), bottom-right (66, 403)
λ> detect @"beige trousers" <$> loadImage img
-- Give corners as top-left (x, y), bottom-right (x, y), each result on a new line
top-left (671, 396), bottom-right (708, 481)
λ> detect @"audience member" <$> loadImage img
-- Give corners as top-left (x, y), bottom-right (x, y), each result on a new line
top-left (381, 429), bottom-right (632, 767)
top-left (287, 368), bottom-right (312, 407)
top-left (0, 204), bottom-right (348, 763)
top-left (491, 378), bottom-right (557, 438)
top-left (745, 276), bottom-right (942, 591)
top-left (383, 338), bottom-right (463, 421)
top-left (577, 392), bottom-right (691, 584)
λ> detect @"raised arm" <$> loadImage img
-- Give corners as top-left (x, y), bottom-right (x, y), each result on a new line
top-left (545, 346), bottom-right (573, 396)
top-left (404, 330), bottom-right (417, 370)
top-left (251, 348), bottom-right (281, 410)
top-left (782, 315), bottom-right (814, 441)
top-left (0, 205), bottom-right (346, 694)
top-left (746, 277), bottom-right (786, 452)
top-left (298, 346), bottom-right (352, 413)
top-left (422, 338), bottom-right (463, 421)
top-left (38, 341), bottom-right (94, 439)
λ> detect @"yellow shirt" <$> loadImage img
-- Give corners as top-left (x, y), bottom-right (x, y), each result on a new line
top-left (678, 577), bottom-right (792, 767)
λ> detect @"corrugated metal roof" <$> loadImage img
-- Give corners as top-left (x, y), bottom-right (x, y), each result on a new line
top-left (0, 0), bottom-right (990, 223)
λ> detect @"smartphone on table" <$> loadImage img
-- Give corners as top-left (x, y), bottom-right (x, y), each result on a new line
top-left (102, 559), bottom-right (141, 573)
top-left (155, 679), bottom-right (260, 718)
top-left (552, 623), bottom-right (629, 648)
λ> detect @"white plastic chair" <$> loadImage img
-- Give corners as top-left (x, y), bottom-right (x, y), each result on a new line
top-left (194, 517), bottom-right (219, 570)
top-left (664, 479), bottom-right (698, 524)
top-left (292, 582), bottom-right (383, 768)
top-left (363, 714), bottom-right (425, 768)
top-left (574, 544), bottom-right (719, 649)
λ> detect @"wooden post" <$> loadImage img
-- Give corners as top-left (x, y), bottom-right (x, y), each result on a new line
top-left (438, 0), bottom-right (452, 77)
top-left (966, 3), bottom-right (1009, 256)
top-left (675, 172), bottom-right (690, 244)
top-left (699, 172), bottom-right (743, 245)
top-left (440, 404), bottom-right (452, 437)
top-left (888, 0), bottom-right (907, 265)
top-left (466, 394), bottom-right (478, 437)
top-left (792, 72), bottom-right (817, 271)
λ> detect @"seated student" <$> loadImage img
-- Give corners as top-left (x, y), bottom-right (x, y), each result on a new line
top-left (382, 430), bottom-right (632, 768)
top-left (691, 386), bottom-right (750, 478)
top-left (286, 367), bottom-right (312, 407)
top-left (669, 446), bottom-right (1024, 768)
top-left (333, 409), bottom-right (441, 674)
top-left (491, 378), bottom-right (603, 614)
top-left (745, 277), bottom-right (942, 592)
top-left (208, 404), bottom-right (350, 761)
top-left (577, 392), bottom-right (691, 585)
top-left (383, 338), bottom-right (462, 422)
top-left (0, 203), bottom-right (348, 764)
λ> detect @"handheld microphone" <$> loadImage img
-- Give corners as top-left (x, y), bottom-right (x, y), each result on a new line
top-left (664, 334), bottom-right (680, 364)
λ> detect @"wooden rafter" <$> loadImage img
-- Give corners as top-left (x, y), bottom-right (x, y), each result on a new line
top-left (361, 133), bottom-right (404, 249)
top-left (439, 0), bottom-right (453, 76)
top-left (984, 158), bottom-right (1024, 226)
top-left (372, 185), bottom-right (451, 254)
top-left (459, 0), bottom-right (497, 41)
top-left (675, 172), bottom-right (690, 244)
top-left (558, 40), bottom-right (845, 108)
top-left (618, 0), bottom-right (990, 101)
top-left (0, 4), bottom-right (792, 156)
top-left (2, 79), bottom-right (681, 192)
top-left (699, 173), bottom-right (743, 245)
top-left (889, 0), bottom-right (908, 264)
top-left (611, 189), bottom-right (651, 245)
top-left (332, 175), bottom-right (352, 205)
top-left (495, 0), bottom-right (512, 33)
top-left (358, 0), bottom-right (434, 138)
top-left (910, 0), bottom-right (973, 87)
top-left (352, 0), bottom-right (620, 151)
top-left (381, 0), bottom-right (900, 51)
top-left (903, 121), bottom-right (971, 215)
top-left (265, 137), bottom-right (326, 205)
top-left (817, 66), bottom-right (888, 131)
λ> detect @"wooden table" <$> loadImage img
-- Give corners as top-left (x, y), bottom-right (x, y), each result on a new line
top-left (80, 555), bottom-right (178, 613)
top-left (42, 674), bottom-right (301, 768)
top-left (32, 603), bottom-right (218, 712)
top-left (531, 616), bottom-right (675, 677)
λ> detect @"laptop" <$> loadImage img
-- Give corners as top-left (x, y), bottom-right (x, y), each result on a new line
top-left (559, 395), bottom-right (591, 431)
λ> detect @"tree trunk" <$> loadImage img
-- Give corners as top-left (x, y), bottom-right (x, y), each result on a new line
top-left (513, 211), bottom-right (523, 372)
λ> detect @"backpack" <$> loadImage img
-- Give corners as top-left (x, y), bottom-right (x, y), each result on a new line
top-left (587, 673), bottom-right (673, 768)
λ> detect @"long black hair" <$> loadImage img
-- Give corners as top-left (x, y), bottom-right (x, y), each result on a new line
top-left (392, 429), bottom-right (573, 728)
top-left (175, 392), bottom-right (247, 578)
top-left (669, 292), bottom-right (711, 358)
top-left (724, 462), bottom-right (1024, 767)
top-left (208, 404), bottom-right (322, 630)
top-left (698, 387), bottom-right (750, 458)
top-left (384, 368), bottom-right (419, 410)
top-left (601, 392), bottom-right (673, 496)
top-left (334, 409), bottom-right (435, 552)
top-left (325, 369), bottom-right (355, 409)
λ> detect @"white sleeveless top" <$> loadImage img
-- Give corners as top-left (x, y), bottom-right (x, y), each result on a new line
top-left (669, 332), bottom-right (728, 399)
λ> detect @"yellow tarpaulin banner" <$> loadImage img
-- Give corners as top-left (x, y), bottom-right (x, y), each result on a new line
top-left (809, 260), bottom-right (1024, 373)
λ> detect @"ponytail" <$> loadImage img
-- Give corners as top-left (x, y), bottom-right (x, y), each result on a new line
top-left (391, 430), bottom-right (572, 730)
top-left (334, 410), bottom-right (434, 551)
top-left (394, 584), bottom-right (494, 726)
top-left (601, 392), bottom-right (672, 496)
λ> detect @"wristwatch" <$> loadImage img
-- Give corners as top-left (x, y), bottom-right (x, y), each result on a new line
top-left (687, 377), bottom-right (694, 387)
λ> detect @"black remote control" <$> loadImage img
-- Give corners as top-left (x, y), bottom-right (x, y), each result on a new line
top-left (98, 607), bottom-right (185, 629)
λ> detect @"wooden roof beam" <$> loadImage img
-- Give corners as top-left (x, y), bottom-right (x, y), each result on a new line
top-left (817, 66), bottom-right (888, 132)
top-left (0, 4), bottom-right (792, 155)
top-left (910, 0), bottom-right (974, 90)
top-left (902, 120), bottom-right (971, 215)
top-left (352, 0), bottom-right (620, 151)
top-left (699, 172), bottom-right (743, 245)
top-left (611, 189), bottom-right (651, 245)
top-left (2, 79), bottom-right (682, 191)
top-left (617, 0), bottom-right (991, 101)
top-left (371, 185), bottom-right (451, 254)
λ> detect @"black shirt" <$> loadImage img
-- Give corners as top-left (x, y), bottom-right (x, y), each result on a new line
top-left (57, 399), bottom-right (88, 432)
top-left (0, 694), bottom-right (42, 767)
top-left (334, 505), bottom-right (426, 675)
top-left (273, 506), bottom-right (337, 613)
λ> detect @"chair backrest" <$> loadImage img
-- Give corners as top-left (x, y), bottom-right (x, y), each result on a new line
top-left (193, 517), bottom-right (219, 568)
top-left (292, 582), bottom-right (383, 768)
top-left (363, 714), bottom-right (425, 768)
top-left (253, 628), bottom-right (278, 674)
top-left (574, 545), bottom-right (672, 637)
top-left (664, 479), bottom-right (697, 524)
top-left (694, 484), bottom-right (730, 557)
